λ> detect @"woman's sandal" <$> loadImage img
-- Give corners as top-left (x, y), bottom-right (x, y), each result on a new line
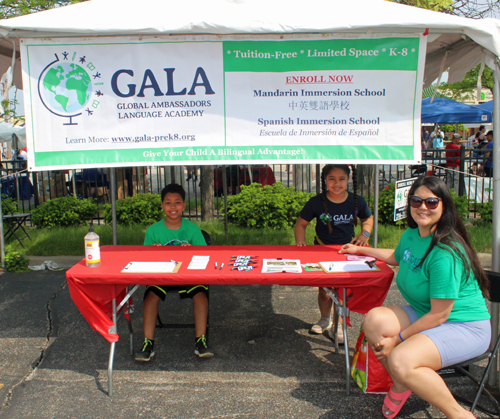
top-left (382, 387), bottom-right (412, 419)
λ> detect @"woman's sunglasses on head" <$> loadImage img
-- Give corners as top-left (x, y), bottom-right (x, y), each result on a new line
top-left (409, 196), bottom-right (441, 210)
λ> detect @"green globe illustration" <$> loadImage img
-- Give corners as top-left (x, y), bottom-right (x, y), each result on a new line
top-left (40, 62), bottom-right (92, 116)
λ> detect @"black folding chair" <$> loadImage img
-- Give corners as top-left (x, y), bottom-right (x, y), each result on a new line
top-left (2, 197), bottom-right (31, 247)
top-left (156, 230), bottom-right (211, 330)
top-left (409, 164), bottom-right (427, 177)
top-left (439, 270), bottom-right (500, 416)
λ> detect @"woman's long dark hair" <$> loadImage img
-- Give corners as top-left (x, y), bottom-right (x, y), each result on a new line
top-left (321, 164), bottom-right (358, 234)
top-left (406, 176), bottom-right (489, 295)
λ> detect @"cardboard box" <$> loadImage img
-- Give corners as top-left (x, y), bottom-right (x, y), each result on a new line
top-left (117, 179), bottom-right (129, 200)
top-left (115, 168), bottom-right (127, 183)
top-left (106, 168), bottom-right (149, 196)
top-left (39, 174), bottom-right (69, 202)
top-left (89, 186), bottom-right (109, 203)
top-left (132, 176), bottom-right (149, 194)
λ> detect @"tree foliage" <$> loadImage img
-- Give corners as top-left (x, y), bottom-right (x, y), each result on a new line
top-left (389, 0), bottom-right (499, 18)
top-left (447, 0), bottom-right (500, 18)
top-left (397, 0), bottom-right (498, 103)
top-left (3, 0), bottom-right (498, 20)
top-left (435, 65), bottom-right (493, 102)
top-left (389, 0), bottom-right (453, 13)
top-left (0, 0), bottom-right (86, 19)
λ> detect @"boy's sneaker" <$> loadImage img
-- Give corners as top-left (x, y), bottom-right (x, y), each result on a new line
top-left (195, 335), bottom-right (214, 358)
top-left (135, 338), bottom-right (155, 362)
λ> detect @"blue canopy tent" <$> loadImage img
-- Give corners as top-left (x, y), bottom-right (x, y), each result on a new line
top-left (422, 97), bottom-right (492, 123)
top-left (476, 100), bottom-right (493, 113)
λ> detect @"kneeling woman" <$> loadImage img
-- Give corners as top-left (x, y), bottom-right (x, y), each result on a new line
top-left (340, 176), bottom-right (490, 419)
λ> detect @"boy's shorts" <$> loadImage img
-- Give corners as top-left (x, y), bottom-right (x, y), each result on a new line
top-left (144, 284), bottom-right (208, 300)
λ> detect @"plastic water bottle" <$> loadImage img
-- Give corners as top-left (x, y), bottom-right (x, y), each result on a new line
top-left (84, 223), bottom-right (101, 268)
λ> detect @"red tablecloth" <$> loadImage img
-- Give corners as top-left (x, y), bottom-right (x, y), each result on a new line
top-left (66, 245), bottom-right (394, 343)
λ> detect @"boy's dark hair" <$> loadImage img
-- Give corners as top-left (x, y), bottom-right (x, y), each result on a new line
top-left (161, 184), bottom-right (186, 202)
top-left (486, 130), bottom-right (494, 137)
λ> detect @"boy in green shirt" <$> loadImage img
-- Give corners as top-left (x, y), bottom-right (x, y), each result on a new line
top-left (135, 183), bottom-right (213, 361)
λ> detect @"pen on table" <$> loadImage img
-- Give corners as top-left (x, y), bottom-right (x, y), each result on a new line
top-left (230, 260), bottom-right (258, 263)
top-left (231, 255), bottom-right (259, 259)
top-left (123, 262), bottom-right (132, 270)
top-left (231, 266), bottom-right (254, 271)
top-left (230, 260), bottom-right (258, 264)
top-left (230, 256), bottom-right (258, 259)
top-left (329, 263), bottom-right (333, 271)
top-left (215, 262), bottom-right (217, 269)
top-left (229, 262), bottom-right (258, 266)
top-left (171, 260), bottom-right (178, 265)
top-left (220, 263), bottom-right (224, 270)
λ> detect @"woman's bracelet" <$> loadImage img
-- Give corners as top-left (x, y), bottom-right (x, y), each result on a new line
top-left (399, 332), bottom-right (405, 342)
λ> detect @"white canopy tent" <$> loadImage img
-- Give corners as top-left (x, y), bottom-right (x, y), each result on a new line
top-left (0, 121), bottom-right (25, 146)
top-left (0, 0), bottom-right (499, 384)
top-left (0, 0), bottom-right (499, 90)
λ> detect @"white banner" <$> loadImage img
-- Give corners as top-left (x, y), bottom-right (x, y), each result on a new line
top-left (20, 34), bottom-right (426, 170)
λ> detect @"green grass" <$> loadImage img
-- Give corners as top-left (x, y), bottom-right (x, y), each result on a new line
top-left (7, 220), bottom-right (493, 256)
top-left (467, 222), bottom-right (495, 253)
top-left (17, 224), bottom-right (148, 255)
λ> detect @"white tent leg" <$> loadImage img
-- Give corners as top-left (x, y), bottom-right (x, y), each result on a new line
top-left (110, 168), bottom-right (117, 245)
top-left (488, 65), bottom-right (500, 387)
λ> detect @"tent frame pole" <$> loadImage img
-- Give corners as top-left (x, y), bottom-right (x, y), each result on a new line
top-left (488, 65), bottom-right (500, 387)
top-left (110, 168), bottom-right (117, 245)
top-left (0, 183), bottom-right (4, 269)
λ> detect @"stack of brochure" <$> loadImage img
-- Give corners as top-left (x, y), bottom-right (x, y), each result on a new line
top-left (187, 255), bottom-right (210, 270)
top-left (261, 259), bottom-right (302, 273)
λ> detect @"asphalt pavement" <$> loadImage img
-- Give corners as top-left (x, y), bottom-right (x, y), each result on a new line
top-left (0, 255), bottom-right (497, 419)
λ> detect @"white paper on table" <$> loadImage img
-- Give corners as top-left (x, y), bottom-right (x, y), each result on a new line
top-left (346, 255), bottom-right (376, 262)
top-left (121, 261), bottom-right (177, 273)
top-left (188, 255), bottom-right (210, 270)
top-left (261, 259), bottom-right (302, 273)
top-left (319, 261), bottom-right (378, 273)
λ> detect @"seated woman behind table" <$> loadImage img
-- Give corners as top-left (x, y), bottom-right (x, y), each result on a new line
top-left (340, 176), bottom-right (490, 419)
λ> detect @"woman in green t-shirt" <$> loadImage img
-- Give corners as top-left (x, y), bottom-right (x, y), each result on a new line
top-left (340, 176), bottom-right (490, 419)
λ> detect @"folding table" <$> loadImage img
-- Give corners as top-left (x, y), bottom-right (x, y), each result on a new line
top-left (66, 244), bottom-right (394, 396)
